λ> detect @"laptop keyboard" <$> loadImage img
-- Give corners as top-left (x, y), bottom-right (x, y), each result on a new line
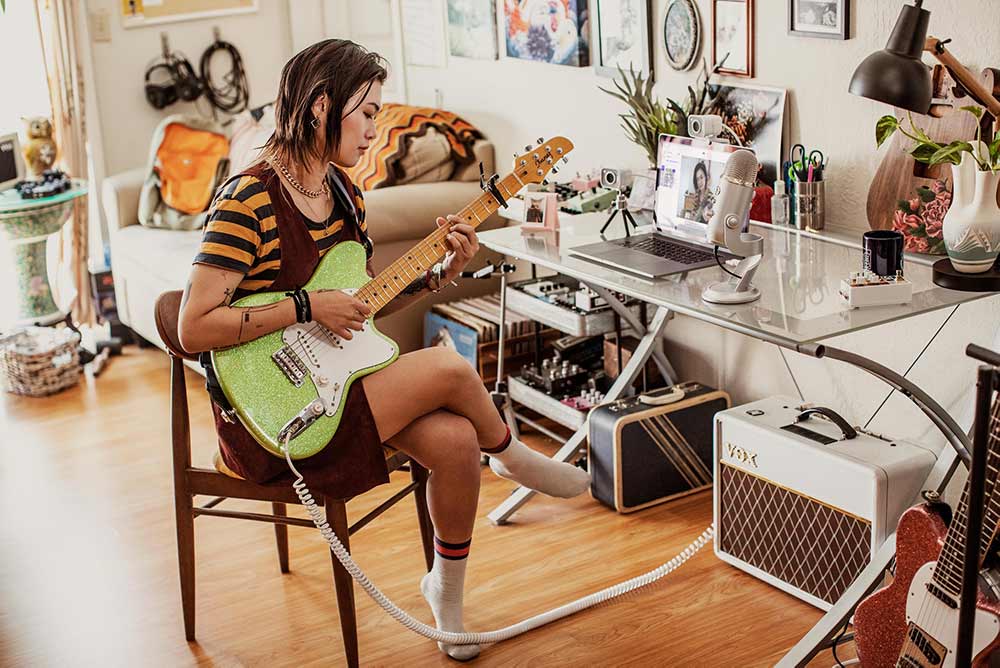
top-left (626, 236), bottom-right (715, 265)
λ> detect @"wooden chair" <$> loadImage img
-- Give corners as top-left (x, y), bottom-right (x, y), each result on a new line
top-left (155, 291), bottom-right (435, 668)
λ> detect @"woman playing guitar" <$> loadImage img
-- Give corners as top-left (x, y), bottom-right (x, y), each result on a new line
top-left (177, 40), bottom-right (589, 661)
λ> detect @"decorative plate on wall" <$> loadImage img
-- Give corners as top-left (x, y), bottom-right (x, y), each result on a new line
top-left (663, 0), bottom-right (701, 71)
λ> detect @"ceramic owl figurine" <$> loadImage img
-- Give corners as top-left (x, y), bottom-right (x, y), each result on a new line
top-left (22, 117), bottom-right (57, 177)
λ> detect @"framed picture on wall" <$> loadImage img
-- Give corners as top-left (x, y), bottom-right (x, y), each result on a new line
top-left (502, 0), bottom-right (590, 67)
top-left (447, 0), bottom-right (498, 60)
top-left (712, 0), bottom-right (754, 77)
top-left (788, 0), bottom-right (850, 40)
top-left (594, 0), bottom-right (652, 78)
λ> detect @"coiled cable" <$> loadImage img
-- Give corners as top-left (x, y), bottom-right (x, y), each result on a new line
top-left (199, 37), bottom-right (249, 114)
top-left (282, 434), bottom-right (714, 646)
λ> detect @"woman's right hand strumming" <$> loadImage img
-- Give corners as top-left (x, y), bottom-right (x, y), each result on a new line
top-left (311, 289), bottom-right (371, 340)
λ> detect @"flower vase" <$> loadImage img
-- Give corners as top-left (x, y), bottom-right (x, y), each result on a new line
top-left (943, 156), bottom-right (1000, 273)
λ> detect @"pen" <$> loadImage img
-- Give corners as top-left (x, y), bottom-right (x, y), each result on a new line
top-left (807, 164), bottom-right (814, 182)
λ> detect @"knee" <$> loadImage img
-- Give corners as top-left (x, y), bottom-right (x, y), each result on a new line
top-left (432, 348), bottom-right (481, 389)
top-left (438, 417), bottom-right (482, 473)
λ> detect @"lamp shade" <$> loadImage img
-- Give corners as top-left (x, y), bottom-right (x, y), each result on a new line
top-left (848, 1), bottom-right (932, 113)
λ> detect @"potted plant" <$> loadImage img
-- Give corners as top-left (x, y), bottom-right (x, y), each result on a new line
top-left (876, 107), bottom-right (1000, 272)
top-left (599, 59), bottom-right (722, 169)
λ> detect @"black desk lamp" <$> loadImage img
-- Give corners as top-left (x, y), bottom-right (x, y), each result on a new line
top-left (849, 0), bottom-right (1000, 294)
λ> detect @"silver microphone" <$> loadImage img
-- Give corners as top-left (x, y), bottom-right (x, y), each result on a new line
top-left (707, 149), bottom-right (759, 257)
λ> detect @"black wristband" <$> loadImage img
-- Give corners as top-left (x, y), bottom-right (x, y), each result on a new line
top-left (300, 289), bottom-right (312, 322)
top-left (285, 289), bottom-right (307, 323)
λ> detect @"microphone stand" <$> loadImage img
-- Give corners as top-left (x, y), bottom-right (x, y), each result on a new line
top-left (702, 232), bottom-right (764, 304)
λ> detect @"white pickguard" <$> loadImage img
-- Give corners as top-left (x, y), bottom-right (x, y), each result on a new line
top-left (281, 289), bottom-right (396, 416)
top-left (904, 562), bottom-right (1000, 666)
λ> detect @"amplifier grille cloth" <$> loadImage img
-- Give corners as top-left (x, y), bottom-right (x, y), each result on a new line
top-left (719, 463), bottom-right (872, 604)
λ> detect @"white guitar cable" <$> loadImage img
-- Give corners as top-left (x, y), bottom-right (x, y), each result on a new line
top-left (281, 435), bottom-right (715, 646)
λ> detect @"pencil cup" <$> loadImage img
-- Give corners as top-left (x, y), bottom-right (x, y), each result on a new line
top-left (792, 180), bottom-right (826, 231)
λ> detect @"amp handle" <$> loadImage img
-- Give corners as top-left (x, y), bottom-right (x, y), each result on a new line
top-left (795, 407), bottom-right (858, 441)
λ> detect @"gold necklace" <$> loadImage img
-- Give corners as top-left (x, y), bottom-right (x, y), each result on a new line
top-left (271, 156), bottom-right (330, 199)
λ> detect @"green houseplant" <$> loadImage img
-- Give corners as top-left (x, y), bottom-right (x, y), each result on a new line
top-left (876, 106), bottom-right (1000, 270)
top-left (599, 59), bottom-right (722, 168)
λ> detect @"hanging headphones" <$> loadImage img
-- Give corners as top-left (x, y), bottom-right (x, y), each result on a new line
top-left (143, 51), bottom-right (203, 110)
top-left (144, 61), bottom-right (179, 110)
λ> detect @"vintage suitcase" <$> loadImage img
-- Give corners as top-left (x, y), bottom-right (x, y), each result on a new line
top-left (588, 381), bottom-right (730, 513)
top-left (713, 397), bottom-right (937, 610)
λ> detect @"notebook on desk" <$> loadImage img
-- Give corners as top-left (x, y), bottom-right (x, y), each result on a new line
top-left (569, 134), bottom-right (749, 279)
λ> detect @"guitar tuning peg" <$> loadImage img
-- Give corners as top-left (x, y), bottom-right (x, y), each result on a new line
top-left (537, 137), bottom-right (543, 145)
top-left (542, 179), bottom-right (549, 186)
top-left (524, 145), bottom-right (532, 152)
top-left (562, 157), bottom-right (569, 164)
top-left (551, 167), bottom-right (559, 174)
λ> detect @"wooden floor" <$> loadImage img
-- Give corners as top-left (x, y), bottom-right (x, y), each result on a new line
top-left (0, 346), bottom-right (857, 667)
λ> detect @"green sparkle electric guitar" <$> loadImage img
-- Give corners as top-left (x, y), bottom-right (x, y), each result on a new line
top-left (212, 137), bottom-right (573, 459)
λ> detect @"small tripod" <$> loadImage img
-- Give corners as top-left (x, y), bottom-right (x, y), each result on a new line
top-left (599, 189), bottom-right (638, 237)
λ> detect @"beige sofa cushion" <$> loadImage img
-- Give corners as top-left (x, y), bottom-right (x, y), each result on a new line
top-left (397, 128), bottom-right (455, 184)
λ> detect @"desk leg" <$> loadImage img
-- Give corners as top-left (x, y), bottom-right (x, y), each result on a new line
top-left (487, 305), bottom-right (673, 525)
top-left (586, 283), bottom-right (677, 385)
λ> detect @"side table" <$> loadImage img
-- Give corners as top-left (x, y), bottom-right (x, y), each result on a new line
top-left (0, 180), bottom-right (88, 325)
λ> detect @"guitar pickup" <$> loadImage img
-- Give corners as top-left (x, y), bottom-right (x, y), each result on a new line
top-left (272, 346), bottom-right (308, 387)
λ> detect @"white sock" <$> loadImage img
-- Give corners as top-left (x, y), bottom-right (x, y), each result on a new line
top-left (487, 434), bottom-right (591, 498)
top-left (421, 540), bottom-right (480, 661)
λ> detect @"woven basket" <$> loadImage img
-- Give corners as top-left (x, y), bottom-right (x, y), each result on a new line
top-left (0, 327), bottom-right (82, 397)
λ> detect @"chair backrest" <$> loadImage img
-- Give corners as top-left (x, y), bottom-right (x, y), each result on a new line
top-left (155, 290), bottom-right (198, 361)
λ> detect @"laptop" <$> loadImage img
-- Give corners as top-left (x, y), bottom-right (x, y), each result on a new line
top-left (569, 134), bottom-right (750, 279)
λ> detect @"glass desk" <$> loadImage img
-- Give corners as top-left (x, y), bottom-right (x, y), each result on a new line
top-left (479, 212), bottom-right (991, 346)
top-left (477, 212), bottom-right (998, 666)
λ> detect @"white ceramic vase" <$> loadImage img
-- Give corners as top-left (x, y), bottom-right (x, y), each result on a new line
top-left (943, 153), bottom-right (1000, 273)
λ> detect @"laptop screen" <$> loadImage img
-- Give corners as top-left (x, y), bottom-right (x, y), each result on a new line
top-left (655, 134), bottom-right (745, 236)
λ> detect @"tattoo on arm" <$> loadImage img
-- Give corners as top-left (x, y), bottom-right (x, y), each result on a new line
top-left (180, 280), bottom-right (193, 309)
top-left (217, 287), bottom-right (234, 308)
top-left (236, 302), bottom-right (283, 344)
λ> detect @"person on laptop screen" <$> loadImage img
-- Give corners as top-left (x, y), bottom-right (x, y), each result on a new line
top-left (680, 160), bottom-right (717, 225)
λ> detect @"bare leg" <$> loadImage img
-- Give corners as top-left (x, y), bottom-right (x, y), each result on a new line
top-left (386, 410), bottom-right (480, 543)
top-left (363, 347), bottom-right (507, 447)
top-left (364, 347), bottom-right (589, 499)
top-left (386, 409), bottom-right (482, 661)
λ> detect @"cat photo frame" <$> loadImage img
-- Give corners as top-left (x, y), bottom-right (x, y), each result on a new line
top-left (0, 133), bottom-right (26, 192)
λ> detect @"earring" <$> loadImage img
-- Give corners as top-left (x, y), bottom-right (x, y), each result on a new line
top-left (311, 117), bottom-right (320, 129)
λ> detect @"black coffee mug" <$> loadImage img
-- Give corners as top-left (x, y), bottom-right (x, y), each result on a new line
top-left (863, 230), bottom-right (904, 277)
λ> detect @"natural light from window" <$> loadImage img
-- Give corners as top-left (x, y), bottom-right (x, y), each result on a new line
top-left (0, 3), bottom-right (50, 331)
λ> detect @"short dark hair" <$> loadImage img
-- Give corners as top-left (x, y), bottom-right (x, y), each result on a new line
top-left (262, 39), bottom-right (387, 168)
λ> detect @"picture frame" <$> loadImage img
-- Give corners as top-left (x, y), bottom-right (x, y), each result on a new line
top-left (502, 0), bottom-right (590, 67)
top-left (447, 0), bottom-right (498, 60)
top-left (703, 82), bottom-right (787, 187)
top-left (788, 0), bottom-right (850, 40)
top-left (594, 0), bottom-right (652, 79)
top-left (663, 0), bottom-right (701, 72)
top-left (521, 191), bottom-right (559, 231)
top-left (0, 133), bottom-right (26, 192)
top-left (120, 0), bottom-right (257, 29)
top-left (712, 0), bottom-right (754, 78)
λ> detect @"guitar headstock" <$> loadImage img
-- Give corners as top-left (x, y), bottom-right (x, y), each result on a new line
top-left (512, 136), bottom-right (574, 186)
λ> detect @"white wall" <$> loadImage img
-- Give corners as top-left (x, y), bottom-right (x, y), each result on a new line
top-left (399, 0), bottom-right (1000, 234)
top-left (85, 0), bottom-right (293, 177)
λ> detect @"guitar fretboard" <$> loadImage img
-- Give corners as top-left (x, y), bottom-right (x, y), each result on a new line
top-left (355, 172), bottom-right (524, 314)
top-left (931, 398), bottom-right (1000, 597)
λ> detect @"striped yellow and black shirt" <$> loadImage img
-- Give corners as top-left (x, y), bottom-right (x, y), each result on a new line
top-left (193, 167), bottom-right (368, 298)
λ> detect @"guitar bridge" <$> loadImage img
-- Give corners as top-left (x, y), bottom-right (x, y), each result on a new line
top-left (272, 345), bottom-right (308, 387)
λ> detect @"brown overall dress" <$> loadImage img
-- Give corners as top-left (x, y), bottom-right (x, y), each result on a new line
top-left (209, 163), bottom-right (390, 499)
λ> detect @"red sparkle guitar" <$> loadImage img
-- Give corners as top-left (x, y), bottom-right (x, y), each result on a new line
top-left (854, 398), bottom-right (1000, 667)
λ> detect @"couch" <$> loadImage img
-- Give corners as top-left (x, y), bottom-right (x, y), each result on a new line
top-left (101, 139), bottom-right (506, 356)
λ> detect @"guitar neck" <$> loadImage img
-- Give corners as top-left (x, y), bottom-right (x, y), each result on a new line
top-left (355, 171), bottom-right (524, 315)
top-left (932, 398), bottom-right (1000, 597)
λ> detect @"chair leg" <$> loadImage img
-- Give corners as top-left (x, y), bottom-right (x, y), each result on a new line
top-left (174, 491), bottom-right (196, 641)
top-left (271, 502), bottom-right (290, 574)
top-left (326, 498), bottom-right (359, 668)
top-left (410, 461), bottom-right (435, 572)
